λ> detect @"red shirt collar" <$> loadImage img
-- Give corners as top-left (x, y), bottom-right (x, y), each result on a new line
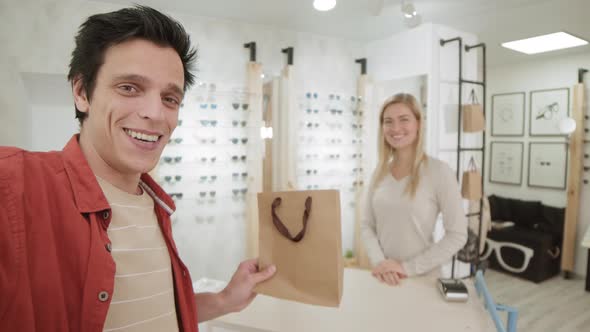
top-left (61, 134), bottom-right (176, 214)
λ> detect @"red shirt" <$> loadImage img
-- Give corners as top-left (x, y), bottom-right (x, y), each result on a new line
top-left (0, 135), bottom-right (199, 331)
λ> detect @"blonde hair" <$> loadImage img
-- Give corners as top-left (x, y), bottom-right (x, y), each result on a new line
top-left (368, 93), bottom-right (427, 198)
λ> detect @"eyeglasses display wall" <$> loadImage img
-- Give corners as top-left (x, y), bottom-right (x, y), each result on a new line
top-left (158, 81), bottom-right (259, 280)
top-left (294, 89), bottom-right (367, 253)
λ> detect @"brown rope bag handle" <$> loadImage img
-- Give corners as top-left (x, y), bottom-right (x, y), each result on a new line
top-left (271, 196), bottom-right (312, 243)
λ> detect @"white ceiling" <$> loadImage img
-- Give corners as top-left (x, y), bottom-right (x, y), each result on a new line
top-left (93, 0), bottom-right (590, 66)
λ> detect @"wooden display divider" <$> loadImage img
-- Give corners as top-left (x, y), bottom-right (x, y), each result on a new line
top-left (561, 78), bottom-right (587, 275)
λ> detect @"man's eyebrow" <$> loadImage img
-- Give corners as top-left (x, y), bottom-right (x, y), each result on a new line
top-left (113, 74), bottom-right (149, 84)
top-left (113, 74), bottom-right (184, 98)
top-left (164, 83), bottom-right (184, 99)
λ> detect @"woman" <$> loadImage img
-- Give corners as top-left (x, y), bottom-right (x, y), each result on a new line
top-left (361, 93), bottom-right (467, 286)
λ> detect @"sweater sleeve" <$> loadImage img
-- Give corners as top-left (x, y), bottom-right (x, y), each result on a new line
top-left (360, 190), bottom-right (386, 267)
top-left (402, 162), bottom-right (468, 276)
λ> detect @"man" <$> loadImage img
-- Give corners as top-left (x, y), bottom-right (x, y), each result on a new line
top-left (0, 5), bottom-right (275, 332)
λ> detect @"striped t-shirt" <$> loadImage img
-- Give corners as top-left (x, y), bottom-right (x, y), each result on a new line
top-left (97, 177), bottom-right (179, 332)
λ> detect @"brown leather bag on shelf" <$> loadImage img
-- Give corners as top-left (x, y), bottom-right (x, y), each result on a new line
top-left (255, 190), bottom-right (343, 307)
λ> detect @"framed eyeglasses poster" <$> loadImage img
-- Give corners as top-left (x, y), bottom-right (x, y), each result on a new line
top-left (489, 142), bottom-right (523, 185)
top-left (491, 92), bottom-right (525, 136)
top-left (527, 142), bottom-right (568, 190)
top-left (529, 88), bottom-right (569, 136)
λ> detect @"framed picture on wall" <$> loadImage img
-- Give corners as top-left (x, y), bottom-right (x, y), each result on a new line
top-left (529, 88), bottom-right (570, 136)
top-left (489, 142), bottom-right (523, 185)
top-left (491, 92), bottom-right (525, 136)
top-left (527, 142), bottom-right (568, 190)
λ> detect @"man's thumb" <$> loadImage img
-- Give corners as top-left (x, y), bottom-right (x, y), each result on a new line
top-left (251, 265), bottom-right (276, 284)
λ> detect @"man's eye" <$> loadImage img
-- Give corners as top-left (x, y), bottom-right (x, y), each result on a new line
top-left (119, 85), bottom-right (137, 93)
top-left (164, 97), bottom-right (179, 105)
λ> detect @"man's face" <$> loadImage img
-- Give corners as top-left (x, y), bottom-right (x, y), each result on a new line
top-left (75, 38), bottom-right (184, 175)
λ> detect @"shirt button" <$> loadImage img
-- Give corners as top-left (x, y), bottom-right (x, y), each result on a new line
top-left (102, 211), bottom-right (110, 220)
top-left (98, 291), bottom-right (109, 302)
top-left (105, 243), bottom-right (112, 252)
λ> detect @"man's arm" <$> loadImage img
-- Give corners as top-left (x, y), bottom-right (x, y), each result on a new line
top-left (195, 259), bottom-right (275, 322)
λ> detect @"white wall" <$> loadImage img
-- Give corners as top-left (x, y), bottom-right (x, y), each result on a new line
top-left (487, 51), bottom-right (590, 276)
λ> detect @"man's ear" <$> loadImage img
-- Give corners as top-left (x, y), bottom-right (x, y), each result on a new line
top-left (72, 76), bottom-right (90, 114)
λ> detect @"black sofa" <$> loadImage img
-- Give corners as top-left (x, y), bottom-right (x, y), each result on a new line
top-left (486, 194), bottom-right (565, 283)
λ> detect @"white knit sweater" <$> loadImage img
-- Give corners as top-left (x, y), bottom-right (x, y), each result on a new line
top-left (361, 157), bottom-right (468, 276)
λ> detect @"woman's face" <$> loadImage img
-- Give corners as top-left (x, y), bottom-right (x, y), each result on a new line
top-left (382, 103), bottom-right (419, 151)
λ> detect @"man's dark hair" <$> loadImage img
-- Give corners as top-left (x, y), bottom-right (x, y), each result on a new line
top-left (67, 5), bottom-right (197, 125)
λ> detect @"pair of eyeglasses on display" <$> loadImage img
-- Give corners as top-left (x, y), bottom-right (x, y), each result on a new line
top-left (162, 156), bottom-right (182, 164)
top-left (326, 138), bottom-right (342, 144)
top-left (199, 103), bottom-right (218, 110)
top-left (329, 109), bottom-right (343, 115)
top-left (306, 184), bottom-right (319, 190)
top-left (164, 175), bottom-right (182, 183)
top-left (232, 188), bottom-right (248, 196)
top-left (232, 172), bottom-right (248, 180)
top-left (305, 92), bottom-right (318, 99)
top-left (167, 138), bottom-right (183, 145)
top-left (352, 110), bottom-right (364, 116)
top-left (200, 120), bottom-right (218, 127)
top-left (352, 167), bottom-right (364, 173)
top-left (305, 122), bottom-right (320, 129)
top-left (199, 191), bottom-right (217, 198)
top-left (352, 153), bottom-right (363, 159)
top-left (352, 180), bottom-right (364, 187)
top-left (299, 136), bottom-right (315, 144)
top-left (480, 238), bottom-right (535, 274)
top-left (305, 169), bottom-right (318, 175)
top-left (231, 155), bottom-right (247, 162)
top-left (230, 138), bottom-right (248, 145)
top-left (328, 154), bottom-right (340, 160)
top-left (199, 156), bottom-right (217, 163)
top-left (352, 124), bottom-right (364, 129)
top-left (195, 137), bottom-right (216, 144)
top-left (199, 175), bottom-right (217, 183)
top-left (232, 212), bottom-right (246, 219)
top-left (305, 108), bottom-right (319, 114)
top-left (231, 103), bottom-right (249, 111)
top-left (170, 192), bottom-right (183, 200)
top-left (195, 216), bottom-right (215, 224)
top-left (327, 123), bottom-right (343, 130)
top-left (352, 139), bottom-right (363, 144)
top-left (232, 120), bottom-right (247, 127)
top-left (329, 94), bottom-right (341, 101)
top-left (196, 95), bottom-right (217, 104)
top-left (304, 153), bottom-right (319, 160)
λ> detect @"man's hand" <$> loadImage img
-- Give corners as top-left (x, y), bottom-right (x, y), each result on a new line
top-left (219, 259), bottom-right (276, 313)
top-left (371, 259), bottom-right (407, 286)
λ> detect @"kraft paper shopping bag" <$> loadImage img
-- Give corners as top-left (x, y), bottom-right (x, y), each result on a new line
top-left (255, 190), bottom-right (343, 307)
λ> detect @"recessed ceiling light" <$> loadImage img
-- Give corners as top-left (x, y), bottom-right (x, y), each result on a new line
top-left (501, 32), bottom-right (588, 55)
top-left (401, 3), bottom-right (417, 18)
top-left (313, 0), bottom-right (337, 12)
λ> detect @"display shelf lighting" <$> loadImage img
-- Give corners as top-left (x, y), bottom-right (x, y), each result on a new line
top-left (501, 32), bottom-right (588, 55)
top-left (313, 0), bottom-right (336, 12)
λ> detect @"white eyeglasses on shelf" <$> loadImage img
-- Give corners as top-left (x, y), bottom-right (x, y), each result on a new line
top-left (481, 238), bottom-right (534, 274)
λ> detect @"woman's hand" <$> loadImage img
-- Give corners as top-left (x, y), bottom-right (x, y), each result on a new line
top-left (372, 259), bottom-right (407, 286)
